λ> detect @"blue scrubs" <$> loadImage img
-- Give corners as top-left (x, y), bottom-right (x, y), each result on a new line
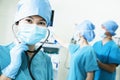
top-left (93, 40), bottom-right (120, 80)
top-left (68, 44), bottom-right (98, 80)
top-left (0, 42), bottom-right (53, 80)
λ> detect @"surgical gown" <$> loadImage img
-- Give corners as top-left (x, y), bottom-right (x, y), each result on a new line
top-left (93, 40), bottom-right (120, 80)
top-left (68, 44), bottom-right (98, 80)
top-left (0, 42), bottom-right (53, 80)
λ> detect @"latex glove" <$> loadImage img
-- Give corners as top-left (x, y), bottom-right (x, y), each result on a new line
top-left (2, 43), bottom-right (28, 79)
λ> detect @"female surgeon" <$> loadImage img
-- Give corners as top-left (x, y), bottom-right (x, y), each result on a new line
top-left (93, 20), bottom-right (120, 80)
top-left (0, 0), bottom-right (53, 80)
top-left (52, 20), bottom-right (98, 80)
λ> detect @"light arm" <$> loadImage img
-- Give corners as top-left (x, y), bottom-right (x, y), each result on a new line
top-left (97, 60), bottom-right (117, 73)
top-left (86, 72), bottom-right (94, 80)
top-left (52, 33), bottom-right (69, 49)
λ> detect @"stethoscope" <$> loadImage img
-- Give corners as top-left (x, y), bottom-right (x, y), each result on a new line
top-left (12, 24), bottom-right (50, 80)
top-left (28, 29), bottom-right (50, 80)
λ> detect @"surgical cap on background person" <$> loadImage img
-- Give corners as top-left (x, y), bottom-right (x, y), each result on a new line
top-left (102, 20), bottom-right (118, 36)
top-left (14, 0), bottom-right (52, 26)
top-left (75, 20), bottom-right (95, 42)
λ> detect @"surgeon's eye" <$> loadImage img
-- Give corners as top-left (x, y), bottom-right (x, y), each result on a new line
top-left (37, 21), bottom-right (47, 26)
top-left (24, 19), bottom-right (33, 24)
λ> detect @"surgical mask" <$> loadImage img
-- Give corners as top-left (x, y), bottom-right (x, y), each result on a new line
top-left (100, 33), bottom-right (107, 39)
top-left (100, 29), bottom-right (107, 39)
top-left (17, 24), bottom-right (47, 45)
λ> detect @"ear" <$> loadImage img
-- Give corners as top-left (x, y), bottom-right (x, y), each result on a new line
top-left (13, 22), bottom-right (19, 34)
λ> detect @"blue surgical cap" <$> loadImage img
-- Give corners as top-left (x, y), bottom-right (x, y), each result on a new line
top-left (102, 20), bottom-right (118, 36)
top-left (75, 20), bottom-right (95, 42)
top-left (14, 0), bottom-right (52, 26)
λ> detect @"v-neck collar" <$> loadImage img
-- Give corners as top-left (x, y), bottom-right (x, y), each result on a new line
top-left (100, 40), bottom-right (113, 47)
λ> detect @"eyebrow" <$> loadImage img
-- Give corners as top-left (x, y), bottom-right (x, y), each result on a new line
top-left (27, 16), bottom-right (46, 21)
top-left (27, 16), bottom-right (33, 19)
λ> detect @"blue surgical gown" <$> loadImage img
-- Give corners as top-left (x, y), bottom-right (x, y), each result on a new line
top-left (93, 40), bottom-right (120, 80)
top-left (68, 44), bottom-right (98, 80)
top-left (0, 42), bottom-right (53, 80)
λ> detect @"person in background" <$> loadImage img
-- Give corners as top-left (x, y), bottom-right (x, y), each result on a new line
top-left (52, 20), bottom-right (98, 80)
top-left (93, 20), bottom-right (120, 80)
top-left (0, 0), bottom-right (53, 80)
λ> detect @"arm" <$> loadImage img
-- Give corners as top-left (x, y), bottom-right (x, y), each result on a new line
top-left (86, 72), bottom-right (94, 80)
top-left (97, 60), bottom-right (117, 73)
top-left (1, 43), bottom-right (28, 79)
top-left (0, 75), bottom-right (11, 80)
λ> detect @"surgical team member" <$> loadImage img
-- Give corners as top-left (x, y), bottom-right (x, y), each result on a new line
top-left (53, 20), bottom-right (98, 80)
top-left (93, 20), bottom-right (120, 80)
top-left (0, 0), bottom-right (53, 80)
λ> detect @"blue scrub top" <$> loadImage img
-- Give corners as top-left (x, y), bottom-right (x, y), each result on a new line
top-left (0, 42), bottom-right (53, 80)
top-left (93, 40), bottom-right (120, 80)
top-left (68, 44), bottom-right (98, 80)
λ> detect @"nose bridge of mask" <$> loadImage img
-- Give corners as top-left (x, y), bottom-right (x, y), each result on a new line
top-left (18, 24), bottom-right (35, 32)
top-left (18, 24), bottom-right (47, 32)
top-left (17, 24), bottom-right (47, 40)
top-left (17, 24), bottom-right (47, 45)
